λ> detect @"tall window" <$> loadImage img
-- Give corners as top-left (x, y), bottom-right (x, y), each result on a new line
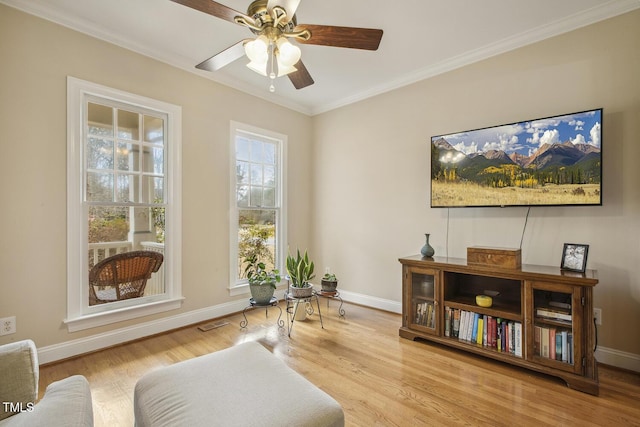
top-left (230, 122), bottom-right (286, 294)
top-left (67, 77), bottom-right (182, 331)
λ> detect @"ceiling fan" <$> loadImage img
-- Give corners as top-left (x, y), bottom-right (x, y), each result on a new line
top-left (170, 0), bottom-right (383, 91)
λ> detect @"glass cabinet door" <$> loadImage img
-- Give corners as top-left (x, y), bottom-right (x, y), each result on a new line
top-left (408, 268), bottom-right (439, 334)
top-left (528, 281), bottom-right (583, 374)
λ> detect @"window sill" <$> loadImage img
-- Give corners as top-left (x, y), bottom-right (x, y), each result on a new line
top-left (64, 297), bottom-right (184, 332)
top-left (229, 283), bottom-right (250, 297)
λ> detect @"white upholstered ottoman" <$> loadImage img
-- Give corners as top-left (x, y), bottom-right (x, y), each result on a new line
top-left (134, 341), bottom-right (344, 427)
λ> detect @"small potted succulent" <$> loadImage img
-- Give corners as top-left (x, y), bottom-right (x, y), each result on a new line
top-left (320, 272), bottom-right (338, 293)
top-left (286, 249), bottom-right (315, 298)
top-left (244, 254), bottom-right (280, 305)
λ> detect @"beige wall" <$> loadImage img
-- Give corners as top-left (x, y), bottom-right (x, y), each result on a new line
top-left (0, 5), bottom-right (312, 346)
top-left (311, 10), bottom-right (640, 362)
top-left (1, 4), bottom-right (639, 368)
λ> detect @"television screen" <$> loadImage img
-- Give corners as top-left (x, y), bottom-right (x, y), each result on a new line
top-left (430, 108), bottom-right (602, 208)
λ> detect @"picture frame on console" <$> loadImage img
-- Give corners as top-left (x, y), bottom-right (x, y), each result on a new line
top-left (561, 243), bottom-right (589, 273)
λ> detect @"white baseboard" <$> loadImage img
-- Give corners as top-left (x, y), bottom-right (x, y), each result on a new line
top-left (337, 290), bottom-right (402, 314)
top-left (38, 299), bottom-right (248, 364)
top-left (596, 346), bottom-right (640, 372)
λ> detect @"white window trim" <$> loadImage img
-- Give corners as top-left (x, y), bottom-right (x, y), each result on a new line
top-left (65, 76), bottom-right (183, 332)
top-left (229, 121), bottom-right (287, 296)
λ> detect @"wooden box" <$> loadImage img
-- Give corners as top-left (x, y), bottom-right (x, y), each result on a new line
top-left (467, 246), bottom-right (522, 269)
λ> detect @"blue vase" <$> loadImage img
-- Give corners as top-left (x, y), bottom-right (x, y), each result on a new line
top-left (421, 233), bottom-right (435, 258)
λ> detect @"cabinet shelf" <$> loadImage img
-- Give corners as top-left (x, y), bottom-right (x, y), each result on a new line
top-left (534, 317), bottom-right (572, 328)
top-left (444, 297), bottom-right (522, 321)
top-left (399, 254), bottom-right (599, 395)
top-left (442, 336), bottom-right (524, 359)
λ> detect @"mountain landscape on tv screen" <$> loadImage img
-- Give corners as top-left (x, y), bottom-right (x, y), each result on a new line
top-left (431, 110), bottom-right (602, 207)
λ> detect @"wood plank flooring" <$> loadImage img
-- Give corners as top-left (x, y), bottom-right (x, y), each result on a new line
top-left (39, 301), bottom-right (640, 426)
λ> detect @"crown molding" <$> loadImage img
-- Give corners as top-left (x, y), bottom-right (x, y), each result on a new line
top-left (2, 0), bottom-right (638, 117)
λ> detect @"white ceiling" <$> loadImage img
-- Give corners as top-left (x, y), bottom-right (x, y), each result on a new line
top-left (2, 0), bottom-right (638, 115)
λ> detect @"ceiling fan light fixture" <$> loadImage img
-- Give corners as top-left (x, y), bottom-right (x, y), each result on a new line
top-left (246, 60), bottom-right (268, 76)
top-left (244, 35), bottom-right (269, 63)
top-left (171, 0), bottom-right (384, 91)
top-left (275, 37), bottom-right (301, 67)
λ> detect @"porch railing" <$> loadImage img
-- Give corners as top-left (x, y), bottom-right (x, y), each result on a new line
top-left (88, 241), bottom-right (132, 267)
top-left (140, 241), bottom-right (165, 296)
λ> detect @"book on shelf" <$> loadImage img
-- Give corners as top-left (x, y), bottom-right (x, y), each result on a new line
top-left (466, 311), bottom-right (474, 342)
top-left (555, 332), bottom-right (563, 361)
top-left (541, 327), bottom-right (550, 358)
top-left (534, 325), bottom-right (573, 364)
top-left (488, 316), bottom-right (496, 348)
top-left (415, 302), bottom-right (435, 328)
top-left (471, 313), bottom-right (479, 343)
top-left (483, 315), bottom-right (489, 347)
top-left (502, 321), bottom-right (509, 354)
top-left (536, 306), bottom-right (572, 322)
top-left (443, 308), bottom-right (521, 357)
top-left (444, 307), bottom-right (450, 337)
top-left (568, 333), bottom-right (573, 364)
top-left (453, 308), bottom-right (460, 338)
top-left (509, 321), bottom-right (515, 354)
top-left (459, 310), bottom-right (469, 342)
top-left (515, 322), bottom-right (522, 357)
top-left (464, 310), bottom-right (473, 343)
top-left (505, 322), bottom-right (511, 354)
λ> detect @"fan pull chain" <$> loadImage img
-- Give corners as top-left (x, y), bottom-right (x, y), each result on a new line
top-left (269, 41), bottom-right (276, 92)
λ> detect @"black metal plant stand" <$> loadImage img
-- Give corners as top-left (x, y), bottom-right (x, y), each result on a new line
top-left (285, 290), bottom-right (323, 337)
top-left (240, 296), bottom-right (284, 330)
top-left (316, 290), bottom-right (345, 318)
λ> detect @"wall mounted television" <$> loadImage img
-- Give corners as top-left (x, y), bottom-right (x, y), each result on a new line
top-left (430, 108), bottom-right (602, 208)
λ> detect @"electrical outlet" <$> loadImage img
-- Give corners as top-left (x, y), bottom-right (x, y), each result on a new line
top-left (593, 308), bottom-right (602, 326)
top-left (0, 316), bottom-right (16, 335)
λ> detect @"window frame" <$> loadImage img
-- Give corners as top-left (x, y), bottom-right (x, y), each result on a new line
top-left (229, 121), bottom-right (287, 296)
top-left (65, 77), bottom-right (183, 332)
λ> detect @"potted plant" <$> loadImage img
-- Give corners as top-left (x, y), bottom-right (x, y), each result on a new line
top-left (320, 272), bottom-right (338, 293)
top-left (244, 254), bottom-right (280, 305)
top-left (286, 249), bottom-right (315, 298)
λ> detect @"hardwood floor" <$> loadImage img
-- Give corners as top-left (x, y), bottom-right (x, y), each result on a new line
top-left (39, 301), bottom-right (640, 426)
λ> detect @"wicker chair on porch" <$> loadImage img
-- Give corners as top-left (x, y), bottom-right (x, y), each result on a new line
top-left (89, 250), bottom-right (164, 305)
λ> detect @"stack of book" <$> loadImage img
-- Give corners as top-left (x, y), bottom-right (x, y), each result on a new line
top-left (535, 305), bottom-right (572, 323)
top-left (415, 301), bottom-right (435, 328)
top-left (534, 326), bottom-right (573, 363)
top-left (444, 307), bottom-right (522, 358)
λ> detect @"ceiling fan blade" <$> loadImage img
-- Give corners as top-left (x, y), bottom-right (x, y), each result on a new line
top-left (196, 40), bottom-right (246, 72)
top-left (267, 0), bottom-right (301, 19)
top-left (288, 60), bottom-right (314, 89)
top-left (295, 24), bottom-right (383, 50)
top-left (170, 0), bottom-right (252, 24)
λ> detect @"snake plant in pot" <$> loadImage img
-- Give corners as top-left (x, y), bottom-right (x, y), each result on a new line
top-left (244, 255), bottom-right (280, 305)
top-left (286, 249), bottom-right (315, 298)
